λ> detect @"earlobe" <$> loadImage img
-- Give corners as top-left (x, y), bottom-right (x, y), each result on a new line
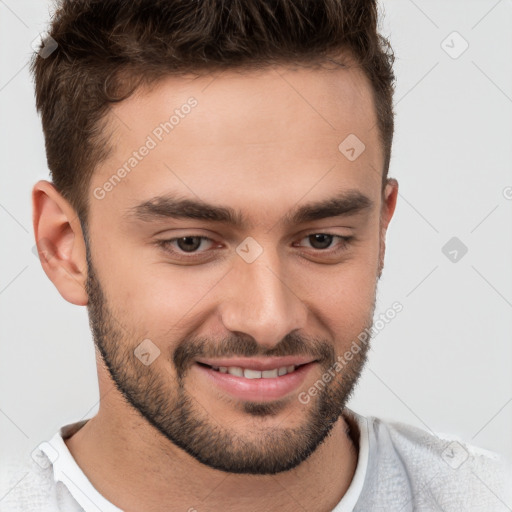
top-left (32, 180), bottom-right (89, 306)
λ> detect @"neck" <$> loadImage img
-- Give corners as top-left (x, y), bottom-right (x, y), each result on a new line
top-left (65, 362), bottom-right (359, 512)
top-left (65, 387), bottom-right (359, 512)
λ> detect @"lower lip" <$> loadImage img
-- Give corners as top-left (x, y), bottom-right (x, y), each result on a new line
top-left (194, 362), bottom-right (316, 402)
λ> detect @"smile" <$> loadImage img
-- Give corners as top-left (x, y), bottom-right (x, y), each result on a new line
top-left (199, 363), bottom-right (303, 379)
top-left (194, 361), bottom-right (317, 401)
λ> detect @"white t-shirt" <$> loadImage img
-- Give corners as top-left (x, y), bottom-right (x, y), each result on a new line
top-left (1, 408), bottom-right (511, 511)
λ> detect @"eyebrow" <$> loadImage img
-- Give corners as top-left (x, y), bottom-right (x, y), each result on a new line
top-left (123, 189), bottom-right (374, 229)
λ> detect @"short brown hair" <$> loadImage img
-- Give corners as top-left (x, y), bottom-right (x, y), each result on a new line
top-left (30, 0), bottom-right (395, 228)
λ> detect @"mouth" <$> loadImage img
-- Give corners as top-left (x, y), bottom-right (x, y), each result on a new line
top-left (193, 359), bottom-right (318, 402)
top-left (196, 361), bottom-right (310, 379)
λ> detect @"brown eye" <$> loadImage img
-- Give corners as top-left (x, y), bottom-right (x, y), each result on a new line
top-left (157, 235), bottom-right (216, 260)
top-left (307, 234), bottom-right (335, 250)
top-left (175, 236), bottom-right (203, 252)
top-left (294, 233), bottom-right (353, 252)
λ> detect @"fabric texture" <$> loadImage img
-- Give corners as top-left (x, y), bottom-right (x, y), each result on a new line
top-left (1, 408), bottom-right (511, 511)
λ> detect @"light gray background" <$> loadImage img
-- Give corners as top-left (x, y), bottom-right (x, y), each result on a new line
top-left (1, 0), bottom-right (511, 469)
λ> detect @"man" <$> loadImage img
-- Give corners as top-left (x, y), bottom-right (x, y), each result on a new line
top-left (1, 0), bottom-right (511, 510)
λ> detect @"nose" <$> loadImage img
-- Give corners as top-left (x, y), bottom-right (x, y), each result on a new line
top-left (218, 249), bottom-right (309, 349)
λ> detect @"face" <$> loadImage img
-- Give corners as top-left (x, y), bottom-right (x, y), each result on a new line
top-left (83, 62), bottom-right (397, 474)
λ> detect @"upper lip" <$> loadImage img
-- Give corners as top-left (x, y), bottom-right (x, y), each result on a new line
top-left (195, 356), bottom-right (317, 371)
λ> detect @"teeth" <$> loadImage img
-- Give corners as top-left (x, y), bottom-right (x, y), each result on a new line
top-left (227, 367), bottom-right (244, 377)
top-left (212, 365), bottom-right (297, 378)
top-left (244, 369), bottom-right (261, 379)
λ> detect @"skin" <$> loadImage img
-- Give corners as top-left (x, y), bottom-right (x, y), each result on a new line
top-left (32, 61), bottom-right (398, 512)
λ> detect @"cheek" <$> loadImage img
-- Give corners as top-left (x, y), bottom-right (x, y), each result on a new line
top-left (312, 267), bottom-right (376, 323)
top-left (302, 228), bottom-right (380, 295)
top-left (107, 260), bottom-right (227, 335)
top-left (300, 245), bottom-right (379, 337)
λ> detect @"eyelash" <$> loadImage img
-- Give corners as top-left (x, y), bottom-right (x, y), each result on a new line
top-left (156, 233), bottom-right (353, 261)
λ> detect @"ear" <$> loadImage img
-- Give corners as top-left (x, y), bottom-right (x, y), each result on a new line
top-left (378, 178), bottom-right (398, 278)
top-left (32, 180), bottom-right (89, 306)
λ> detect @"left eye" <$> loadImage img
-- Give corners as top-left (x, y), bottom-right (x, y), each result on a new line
top-left (297, 233), bottom-right (343, 250)
top-left (160, 236), bottom-right (213, 254)
top-left (157, 233), bottom-right (352, 259)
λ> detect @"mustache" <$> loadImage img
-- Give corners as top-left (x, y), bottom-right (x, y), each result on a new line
top-left (173, 331), bottom-right (335, 377)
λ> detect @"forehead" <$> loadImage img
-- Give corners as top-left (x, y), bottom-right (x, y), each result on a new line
top-left (91, 63), bottom-right (383, 223)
